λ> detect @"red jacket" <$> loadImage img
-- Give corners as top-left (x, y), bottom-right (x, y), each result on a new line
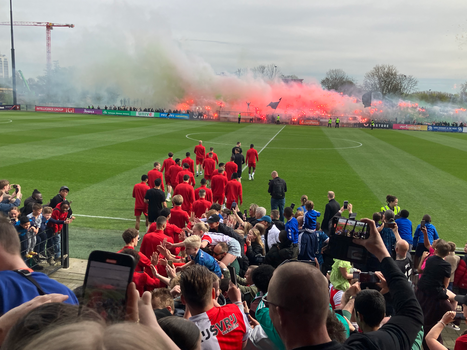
top-left (47, 204), bottom-right (68, 233)
top-left (205, 152), bottom-right (219, 165)
top-left (455, 257), bottom-right (467, 289)
top-left (140, 230), bottom-right (174, 261)
top-left (225, 179), bottom-right (243, 206)
top-left (177, 170), bottom-right (196, 187)
top-left (194, 145), bottom-right (206, 159)
top-left (211, 175), bottom-right (228, 197)
top-left (174, 182), bottom-right (195, 213)
top-left (225, 161), bottom-right (238, 181)
top-left (246, 148), bottom-right (259, 164)
top-left (133, 182), bottom-right (149, 210)
top-left (161, 158), bottom-right (176, 175)
top-left (168, 164), bottom-right (183, 188)
top-left (203, 158), bottom-right (216, 176)
top-left (195, 185), bottom-right (213, 203)
top-left (133, 271), bottom-right (163, 296)
top-left (148, 169), bottom-right (164, 190)
top-left (117, 245), bottom-right (151, 272)
top-left (212, 169), bottom-right (228, 180)
top-left (182, 157), bottom-right (195, 174)
top-left (192, 199), bottom-right (212, 218)
top-left (169, 206), bottom-right (190, 229)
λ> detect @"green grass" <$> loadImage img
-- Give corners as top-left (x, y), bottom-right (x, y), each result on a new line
top-left (1, 111), bottom-right (467, 258)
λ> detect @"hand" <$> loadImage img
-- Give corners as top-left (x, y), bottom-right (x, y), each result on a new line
top-left (164, 241), bottom-right (174, 249)
top-left (421, 226), bottom-right (428, 235)
top-left (248, 314), bottom-right (260, 328)
top-left (166, 264), bottom-right (176, 279)
top-left (393, 223), bottom-right (398, 232)
top-left (170, 285), bottom-right (181, 297)
top-left (159, 258), bottom-right (168, 267)
top-left (441, 311), bottom-right (456, 325)
top-left (0, 294), bottom-right (69, 344)
top-left (179, 231), bottom-right (186, 241)
top-left (227, 281), bottom-right (242, 303)
top-left (246, 237), bottom-right (251, 247)
top-left (150, 251), bottom-right (159, 266)
top-left (348, 281), bottom-right (361, 296)
top-left (217, 261), bottom-right (227, 270)
top-left (348, 203), bottom-right (353, 214)
top-left (375, 271), bottom-right (389, 294)
top-left (353, 219), bottom-right (390, 262)
top-left (243, 301), bottom-right (250, 314)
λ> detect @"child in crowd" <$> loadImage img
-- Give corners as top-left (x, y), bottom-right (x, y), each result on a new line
top-left (303, 200), bottom-right (321, 231)
top-left (180, 235), bottom-right (222, 278)
top-left (9, 207), bottom-right (19, 225)
top-left (26, 203), bottom-right (42, 258)
top-left (36, 206), bottom-right (53, 260)
top-left (372, 212), bottom-right (382, 227)
top-left (284, 207), bottom-right (299, 258)
top-left (14, 216), bottom-right (34, 259)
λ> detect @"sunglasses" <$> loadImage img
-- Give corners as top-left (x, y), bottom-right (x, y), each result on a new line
top-left (261, 294), bottom-right (284, 308)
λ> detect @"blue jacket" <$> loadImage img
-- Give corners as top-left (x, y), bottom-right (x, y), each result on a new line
top-left (303, 209), bottom-right (321, 231)
top-left (285, 217), bottom-right (299, 244)
top-left (298, 230), bottom-right (318, 261)
top-left (0, 198), bottom-right (21, 216)
top-left (395, 217), bottom-right (413, 244)
top-left (413, 223), bottom-right (439, 246)
top-left (193, 250), bottom-right (222, 277)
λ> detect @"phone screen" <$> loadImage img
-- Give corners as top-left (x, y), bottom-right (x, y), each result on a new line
top-left (420, 220), bottom-right (425, 229)
top-left (343, 201), bottom-right (348, 210)
top-left (335, 218), bottom-right (347, 236)
top-left (228, 266), bottom-right (237, 286)
top-left (82, 253), bottom-right (134, 322)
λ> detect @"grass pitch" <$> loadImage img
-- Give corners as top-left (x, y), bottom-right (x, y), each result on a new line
top-left (1, 112), bottom-right (467, 258)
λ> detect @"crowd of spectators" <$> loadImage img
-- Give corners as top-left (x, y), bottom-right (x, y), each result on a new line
top-left (2, 161), bottom-right (467, 350)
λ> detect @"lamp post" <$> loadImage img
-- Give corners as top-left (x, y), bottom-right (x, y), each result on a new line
top-left (9, 0), bottom-right (17, 105)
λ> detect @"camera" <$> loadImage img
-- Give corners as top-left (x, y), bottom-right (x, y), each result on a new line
top-left (325, 216), bottom-right (369, 264)
top-left (291, 203), bottom-right (295, 210)
top-left (12, 184), bottom-right (18, 189)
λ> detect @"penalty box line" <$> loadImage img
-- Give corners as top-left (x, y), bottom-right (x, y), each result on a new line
top-left (242, 125), bottom-right (286, 172)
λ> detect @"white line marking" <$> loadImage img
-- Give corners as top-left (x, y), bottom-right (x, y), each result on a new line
top-left (74, 214), bottom-right (134, 221)
top-left (242, 125), bottom-right (286, 172)
top-left (0, 119), bottom-right (13, 124)
top-left (266, 139), bottom-right (363, 150)
top-left (185, 132), bottom-right (231, 145)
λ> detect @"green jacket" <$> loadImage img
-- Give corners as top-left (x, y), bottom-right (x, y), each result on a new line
top-left (237, 276), bottom-right (258, 300)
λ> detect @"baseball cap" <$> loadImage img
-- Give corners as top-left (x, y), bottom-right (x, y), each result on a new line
top-left (207, 214), bottom-right (221, 224)
top-left (60, 186), bottom-right (70, 192)
top-left (258, 216), bottom-right (272, 223)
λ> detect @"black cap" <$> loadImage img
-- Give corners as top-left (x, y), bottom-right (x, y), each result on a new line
top-left (207, 214), bottom-right (221, 223)
top-left (60, 186), bottom-right (70, 192)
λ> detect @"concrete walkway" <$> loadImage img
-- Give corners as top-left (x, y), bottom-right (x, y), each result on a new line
top-left (49, 258), bottom-right (466, 346)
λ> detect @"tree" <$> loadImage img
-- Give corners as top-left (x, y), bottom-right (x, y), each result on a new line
top-left (251, 64), bottom-right (281, 80)
top-left (320, 69), bottom-right (356, 92)
top-left (363, 64), bottom-right (418, 96)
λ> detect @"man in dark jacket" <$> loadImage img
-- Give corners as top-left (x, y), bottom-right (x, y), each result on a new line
top-left (321, 191), bottom-right (340, 234)
top-left (264, 230), bottom-right (295, 268)
top-left (268, 171), bottom-right (287, 222)
top-left (21, 189), bottom-right (43, 216)
top-left (48, 186), bottom-right (72, 218)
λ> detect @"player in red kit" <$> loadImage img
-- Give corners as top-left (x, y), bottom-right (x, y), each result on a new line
top-left (132, 174), bottom-right (150, 232)
top-left (182, 151), bottom-right (195, 174)
top-left (212, 162), bottom-right (228, 180)
top-left (205, 147), bottom-right (219, 165)
top-left (192, 189), bottom-right (212, 218)
top-left (161, 152), bottom-right (175, 198)
top-left (211, 169), bottom-right (228, 205)
top-left (195, 178), bottom-right (213, 203)
top-left (170, 195), bottom-right (190, 229)
top-left (203, 152), bottom-right (216, 186)
top-left (194, 140), bottom-right (206, 177)
top-left (177, 163), bottom-right (196, 187)
top-left (173, 175), bottom-right (196, 214)
top-left (246, 144), bottom-right (259, 180)
top-left (168, 158), bottom-right (183, 192)
top-left (225, 156), bottom-right (238, 182)
top-left (225, 173), bottom-right (243, 209)
top-left (147, 162), bottom-right (165, 191)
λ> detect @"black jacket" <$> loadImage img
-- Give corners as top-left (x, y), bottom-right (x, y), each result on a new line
top-left (246, 242), bottom-right (265, 265)
top-left (321, 198), bottom-right (340, 233)
top-left (263, 243), bottom-right (295, 268)
top-left (268, 177), bottom-right (287, 199)
top-left (21, 196), bottom-right (43, 216)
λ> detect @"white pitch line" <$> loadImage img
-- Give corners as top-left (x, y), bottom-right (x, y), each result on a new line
top-left (74, 214), bottom-right (134, 221)
top-left (242, 125), bottom-right (286, 172)
top-left (0, 119), bottom-right (13, 124)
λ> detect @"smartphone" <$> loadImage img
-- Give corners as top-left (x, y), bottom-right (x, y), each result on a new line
top-left (168, 261), bottom-right (174, 268)
top-left (358, 272), bottom-right (380, 284)
top-left (228, 265), bottom-right (237, 286)
top-left (343, 201), bottom-right (348, 210)
top-left (420, 220), bottom-right (425, 229)
top-left (291, 203), bottom-right (295, 210)
top-left (231, 201), bottom-right (237, 209)
top-left (244, 209), bottom-right (247, 217)
top-left (81, 250), bottom-right (135, 322)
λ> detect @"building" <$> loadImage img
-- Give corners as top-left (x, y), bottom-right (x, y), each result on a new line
top-left (0, 55), bottom-right (9, 83)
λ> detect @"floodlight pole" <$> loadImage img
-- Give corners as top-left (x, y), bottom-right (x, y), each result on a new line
top-left (9, 0), bottom-right (17, 105)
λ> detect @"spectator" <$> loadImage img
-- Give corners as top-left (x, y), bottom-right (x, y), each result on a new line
top-left (237, 265), bottom-right (258, 306)
top-left (151, 288), bottom-right (175, 317)
top-left (303, 200), bottom-right (321, 231)
top-left (413, 214), bottom-right (439, 261)
top-left (284, 207), bottom-right (299, 258)
top-left (266, 219), bottom-right (423, 350)
top-left (263, 230), bottom-right (295, 268)
top-left (394, 239), bottom-right (413, 282)
top-left (245, 228), bottom-right (265, 265)
top-left (270, 209), bottom-right (285, 230)
top-left (0, 186), bottom-right (22, 218)
top-left (8, 206), bottom-right (19, 225)
top-left (377, 210), bottom-right (397, 257)
top-left (26, 203), bottom-right (43, 259)
top-left (454, 242), bottom-right (467, 293)
top-left (395, 209), bottom-right (413, 250)
top-left (250, 264), bottom-right (275, 319)
top-left (268, 171), bottom-right (287, 221)
top-left (180, 265), bottom-right (250, 349)
top-left (0, 217), bottom-right (78, 315)
top-left (181, 235), bottom-right (222, 277)
top-left (21, 189), bottom-right (43, 216)
top-left (15, 216), bottom-right (33, 259)
top-left (48, 186), bottom-right (72, 218)
top-left (445, 241), bottom-right (460, 292)
top-left (296, 194), bottom-right (308, 212)
top-left (329, 258), bottom-right (354, 310)
top-left (321, 191), bottom-right (340, 234)
top-left (245, 204), bottom-right (258, 224)
top-left (47, 201), bottom-right (74, 265)
top-left (158, 317), bottom-right (201, 350)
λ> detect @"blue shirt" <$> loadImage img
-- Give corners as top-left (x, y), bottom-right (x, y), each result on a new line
top-left (303, 209), bottom-right (321, 230)
top-left (413, 223), bottom-right (439, 246)
top-left (395, 217), bottom-right (413, 244)
top-left (192, 250), bottom-right (222, 277)
top-left (285, 217), bottom-right (299, 244)
top-left (0, 270), bottom-right (78, 315)
top-left (296, 205), bottom-right (306, 212)
top-left (14, 221), bottom-right (28, 238)
top-left (0, 197), bottom-right (21, 216)
top-left (316, 230), bottom-right (329, 264)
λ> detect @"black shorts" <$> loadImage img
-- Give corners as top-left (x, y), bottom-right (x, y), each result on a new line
top-left (237, 170), bottom-right (242, 178)
top-left (415, 243), bottom-right (429, 257)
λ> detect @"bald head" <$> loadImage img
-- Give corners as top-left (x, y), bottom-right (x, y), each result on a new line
top-left (395, 239), bottom-right (409, 258)
top-left (199, 140), bottom-right (203, 144)
top-left (327, 191), bottom-right (335, 200)
top-left (268, 262), bottom-right (329, 326)
top-left (271, 171), bottom-right (278, 179)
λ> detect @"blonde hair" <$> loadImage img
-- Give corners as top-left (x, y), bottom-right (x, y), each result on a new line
top-left (250, 228), bottom-right (265, 254)
top-left (242, 222), bottom-right (252, 237)
top-left (184, 235), bottom-right (201, 249)
top-left (300, 195), bottom-right (308, 205)
top-left (172, 194), bottom-right (183, 206)
top-left (255, 223), bottom-right (266, 236)
top-left (193, 222), bottom-right (209, 235)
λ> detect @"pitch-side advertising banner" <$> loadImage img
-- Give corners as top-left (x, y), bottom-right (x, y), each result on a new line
top-left (427, 125), bottom-right (463, 133)
top-left (35, 106), bottom-right (75, 113)
top-left (299, 119), bottom-right (320, 126)
top-left (393, 124), bottom-right (428, 131)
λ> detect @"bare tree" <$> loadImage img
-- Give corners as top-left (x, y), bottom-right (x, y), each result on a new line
top-left (363, 64), bottom-right (418, 96)
top-left (234, 68), bottom-right (248, 77)
top-left (251, 64), bottom-right (281, 80)
top-left (321, 69), bottom-right (356, 92)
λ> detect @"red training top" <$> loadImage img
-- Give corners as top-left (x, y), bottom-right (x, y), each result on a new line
top-left (195, 185), bottom-right (213, 203)
top-left (170, 206), bottom-right (190, 229)
top-left (168, 164), bottom-right (184, 189)
top-left (174, 182), bottom-right (195, 213)
top-left (147, 169), bottom-right (165, 190)
top-left (205, 151), bottom-right (219, 165)
top-left (246, 148), bottom-right (259, 165)
top-left (117, 245), bottom-right (151, 272)
top-left (211, 175), bottom-right (228, 197)
top-left (133, 271), bottom-right (163, 296)
top-left (203, 158), bottom-right (216, 177)
top-left (225, 179), bottom-right (243, 207)
top-left (212, 169), bottom-right (228, 180)
top-left (182, 157), bottom-right (195, 174)
top-left (194, 145), bottom-right (206, 160)
top-left (133, 182), bottom-right (150, 210)
top-left (161, 157), bottom-right (176, 175)
top-left (140, 230), bottom-right (174, 261)
top-left (225, 161), bottom-right (238, 181)
top-left (177, 170), bottom-right (196, 187)
top-left (192, 199), bottom-right (212, 218)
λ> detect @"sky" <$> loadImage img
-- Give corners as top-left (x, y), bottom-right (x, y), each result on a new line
top-left (0, 0), bottom-right (466, 94)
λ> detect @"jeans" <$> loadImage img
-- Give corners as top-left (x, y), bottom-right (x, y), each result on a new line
top-left (271, 197), bottom-right (285, 222)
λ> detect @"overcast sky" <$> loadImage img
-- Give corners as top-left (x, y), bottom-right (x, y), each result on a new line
top-left (0, 0), bottom-right (466, 93)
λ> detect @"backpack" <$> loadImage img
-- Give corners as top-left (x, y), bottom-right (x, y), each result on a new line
top-left (298, 230), bottom-right (318, 261)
